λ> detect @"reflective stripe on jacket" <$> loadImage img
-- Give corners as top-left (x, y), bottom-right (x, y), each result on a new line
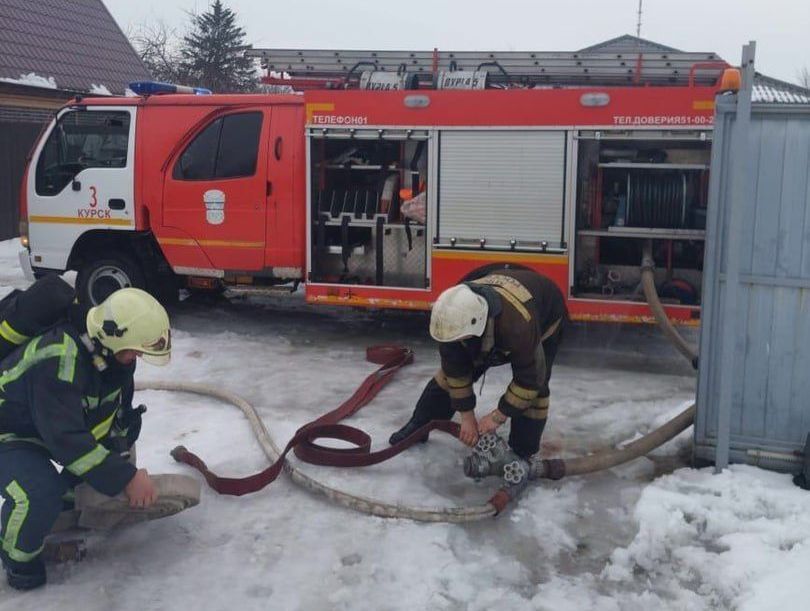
top-left (0, 324), bottom-right (136, 496)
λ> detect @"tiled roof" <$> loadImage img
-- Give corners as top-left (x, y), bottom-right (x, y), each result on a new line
top-left (0, 0), bottom-right (150, 94)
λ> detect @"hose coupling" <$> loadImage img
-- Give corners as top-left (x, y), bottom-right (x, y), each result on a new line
top-left (463, 433), bottom-right (518, 479)
top-left (498, 458), bottom-right (531, 502)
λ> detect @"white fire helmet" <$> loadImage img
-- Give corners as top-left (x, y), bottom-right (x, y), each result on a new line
top-left (86, 288), bottom-right (171, 365)
top-left (429, 284), bottom-right (488, 342)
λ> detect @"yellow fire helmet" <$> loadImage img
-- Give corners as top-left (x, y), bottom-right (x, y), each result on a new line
top-left (86, 288), bottom-right (171, 365)
top-left (429, 284), bottom-right (488, 343)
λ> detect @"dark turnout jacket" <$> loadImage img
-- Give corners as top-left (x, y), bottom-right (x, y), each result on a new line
top-left (436, 270), bottom-right (567, 418)
top-left (0, 324), bottom-right (137, 496)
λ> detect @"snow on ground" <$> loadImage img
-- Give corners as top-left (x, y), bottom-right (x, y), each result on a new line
top-left (0, 239), bottom-right (29, 296)
top-left (605, 465), bottom-right (810, 610)
top-left (1, 240), bottom-right (809, 610)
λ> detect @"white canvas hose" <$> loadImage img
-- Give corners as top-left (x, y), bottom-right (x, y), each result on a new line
top-left (136, 380), bottom-right (498, 523)
top-left (73, 474), bottom-right (201, 530)
top-left (640, 240), bottom-right (700, 368)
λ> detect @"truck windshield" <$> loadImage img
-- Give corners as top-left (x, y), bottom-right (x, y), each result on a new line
top-left (35, 110), bottom-right (130, 196)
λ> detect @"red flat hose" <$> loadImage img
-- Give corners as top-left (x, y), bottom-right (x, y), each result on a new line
top-left (138, 347), bottom-right (499, 523)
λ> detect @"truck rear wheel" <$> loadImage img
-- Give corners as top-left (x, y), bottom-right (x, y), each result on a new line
top-left (76, 253), bottom-right (146, 306)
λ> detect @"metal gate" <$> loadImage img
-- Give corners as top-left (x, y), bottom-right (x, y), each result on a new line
top-left (695, 43), bottom-right (810, 471)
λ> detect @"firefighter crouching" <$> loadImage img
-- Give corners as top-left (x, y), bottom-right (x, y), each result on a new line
top-left (390, 270), bottom-right (567, 468)
top-left (0, 287), bottom-right (172, 590)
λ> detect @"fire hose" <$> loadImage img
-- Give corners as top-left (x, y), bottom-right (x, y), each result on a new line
top-left (137, 347), bottom-right (500, 523)
top-left (131, 237), bottom-right (701, 522)
top-left (469, 242), bottom-right (702, 510)
top-left (640, 240), bottom-right (699, 369)
top-left (136, 292), bottom-right (698, 521)
top-left (480, 245), bottom-right (703, 509)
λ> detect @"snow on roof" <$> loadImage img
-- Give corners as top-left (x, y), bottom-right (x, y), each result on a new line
top-left (89, 84), bottom-right (112, 96)
top-left (0, 72), bottom-right (57, 89)
top-left (752, 74), bottom-right (810, 105)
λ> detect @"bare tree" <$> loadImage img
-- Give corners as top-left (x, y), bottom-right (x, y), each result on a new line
top-left (129, 20), bottom-right (185, 84)
top-left (798, 66), bottom-right (810, 89)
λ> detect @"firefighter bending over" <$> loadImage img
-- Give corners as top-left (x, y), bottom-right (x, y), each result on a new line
top-left (0, 287), bottom-right (171, 591)
top-left (390, 269), bottom-right (567, 461)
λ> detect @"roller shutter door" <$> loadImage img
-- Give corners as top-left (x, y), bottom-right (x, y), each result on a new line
top-left (438, 130), bottom-right (565, 247)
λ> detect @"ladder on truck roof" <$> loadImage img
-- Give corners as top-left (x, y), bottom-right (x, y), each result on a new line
top-left (246, 47), bottom-right (729, 90)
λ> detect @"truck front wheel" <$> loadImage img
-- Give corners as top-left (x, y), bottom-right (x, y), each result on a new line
top-left (76, 253), bottom-right (146, 306)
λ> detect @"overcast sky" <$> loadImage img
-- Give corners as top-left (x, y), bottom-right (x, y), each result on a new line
top-left (104, 0), bottom-right (810, 85)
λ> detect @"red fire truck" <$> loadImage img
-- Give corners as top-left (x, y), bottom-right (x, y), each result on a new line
top-left (19, 47), bottom-right (731, 324)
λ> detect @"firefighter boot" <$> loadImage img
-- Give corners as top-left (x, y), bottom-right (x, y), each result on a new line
top-left (389, 413), bottom-right (432, 445)
top-left (389, 378), bottom-right (453, 445)
top-left (1, 550), bottom-right (46, 591)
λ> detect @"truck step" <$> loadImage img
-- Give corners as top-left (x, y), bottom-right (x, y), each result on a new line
top-left (225, 285), bottom-right (298, 297)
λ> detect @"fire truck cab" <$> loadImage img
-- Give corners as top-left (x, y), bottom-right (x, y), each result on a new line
top-left (21, 92), bottom-right (306, 304)
top-left (19, 49), bottom-right (727, 324)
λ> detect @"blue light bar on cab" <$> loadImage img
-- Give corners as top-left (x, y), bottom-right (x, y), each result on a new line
top-left (128, 81), bottom-right (213, 96)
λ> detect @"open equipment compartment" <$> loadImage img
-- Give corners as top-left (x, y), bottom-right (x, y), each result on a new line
top-left (308, 127), bottom-right (429, 288)
top-left (573, 130), bottom-right (712, 306)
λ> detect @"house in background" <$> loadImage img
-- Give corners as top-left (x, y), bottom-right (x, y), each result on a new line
top-left (0, 0), bottom-right (150, 240)
top-left (577, 33), bottom-right (683, 54)
top-left (578, 34), bottom-right (810, 103)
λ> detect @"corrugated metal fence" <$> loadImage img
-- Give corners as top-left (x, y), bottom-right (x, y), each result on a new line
top-left (695, 43), bottom-right (810, 472)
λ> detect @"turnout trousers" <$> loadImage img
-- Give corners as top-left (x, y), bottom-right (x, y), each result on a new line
top-left (0, 444), bottom-right (70, 570)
